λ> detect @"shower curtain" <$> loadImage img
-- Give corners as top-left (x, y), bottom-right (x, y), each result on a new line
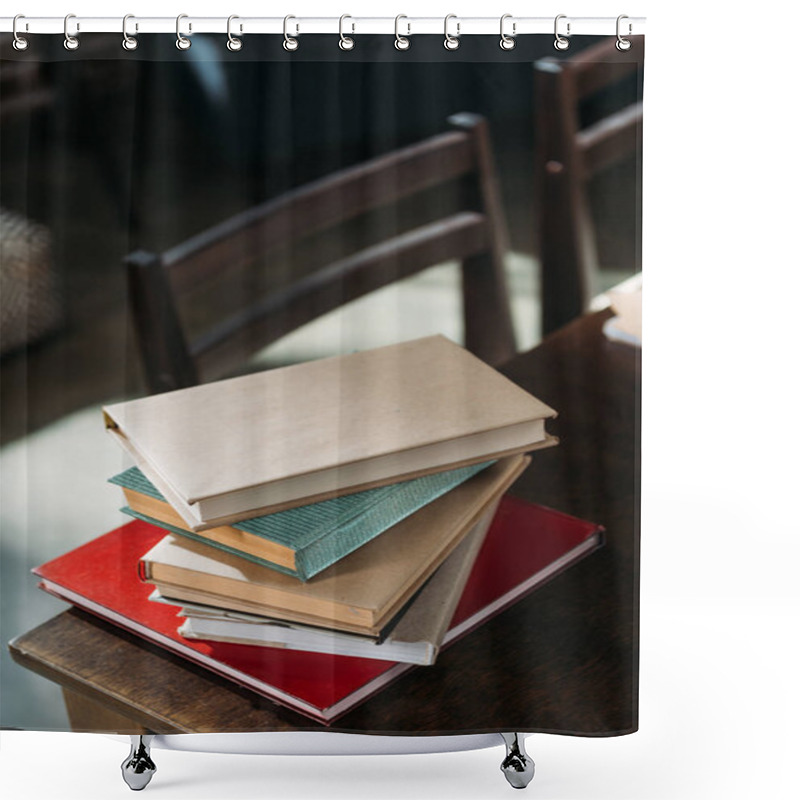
top-left (1, 24), bottom-right (643, 739)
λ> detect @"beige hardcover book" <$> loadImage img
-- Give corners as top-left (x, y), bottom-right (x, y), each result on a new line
top-left (383, 500), bottom-right (497, 658)
top-left (104, 336), bottom-right (556, 530)
top-left (175, 502), bottom-right (498, 665)
top-left (140, 456), bottom-right (528, 637)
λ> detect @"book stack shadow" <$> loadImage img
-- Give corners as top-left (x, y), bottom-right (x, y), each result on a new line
top-left (33, 336), bottom-right (603, 724)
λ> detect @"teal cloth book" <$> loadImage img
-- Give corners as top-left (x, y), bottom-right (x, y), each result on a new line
top-left (110, 462), bottom-right (492, 581)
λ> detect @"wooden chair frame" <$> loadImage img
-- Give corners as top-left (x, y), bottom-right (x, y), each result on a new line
top-left (535, 38), bottom-right (643, 335)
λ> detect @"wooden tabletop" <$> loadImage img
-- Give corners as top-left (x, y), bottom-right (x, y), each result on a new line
top-left (9, 310), bottom-right (640, 736)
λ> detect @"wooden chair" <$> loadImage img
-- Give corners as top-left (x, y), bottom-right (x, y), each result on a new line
top-left (534, 38), bottom-right (643, 335)
top-left (126, 113), bottom-right (516, 394)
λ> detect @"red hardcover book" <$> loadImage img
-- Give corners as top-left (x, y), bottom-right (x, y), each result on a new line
top-left (32, 497), bottom-right (602, 724)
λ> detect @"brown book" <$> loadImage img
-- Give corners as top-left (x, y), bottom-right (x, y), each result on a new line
top-left (104, 336), bottom-right (556, 530)
top-left (173, 503), bottom-right (497, 665)
top-left (139, 456), bottom-right (528, 637)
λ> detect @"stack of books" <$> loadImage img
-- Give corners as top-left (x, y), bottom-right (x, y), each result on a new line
top-left (33, 335), bottom-right (604, 724)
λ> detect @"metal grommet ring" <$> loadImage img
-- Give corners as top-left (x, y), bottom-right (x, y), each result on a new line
top-left (176, 13), bottom-right (191, 50)
top-left (122, 14), bottom-right (138, 51)
top-left (12, 14), bottom-right (29, 51)
top-left (554, 14), bottom-right (570, 51)
top-left (500, 14), bottom-right (516, 50)
top-left (227, 15), bottom-right (242, 51)
top-left (283, 15), bottom-right (299, 51)
top-left (63, 13), bottom-right (79, 51)
top-left (444, 14), bottom-right (460, 50)
top-left (394, 14), bottom-right (410, 51)
top-left (339, 14), bottom-right (355, 50)
top-left (616, 14), bottom-right (632, 51)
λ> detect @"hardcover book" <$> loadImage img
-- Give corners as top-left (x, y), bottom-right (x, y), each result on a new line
top-left (110, 461), bottom-right (491, 581)
top-left (32, 497), bottom-right (604, 724)
top-left (102, 335), bottom-right (557, 530)
top-left (138, 457), bottom-right (527, 637)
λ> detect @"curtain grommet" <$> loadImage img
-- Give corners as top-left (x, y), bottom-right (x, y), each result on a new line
top-left (283, 15), bottom-right (299, 51)
top-left (554, 15), bottom-right (570, 51)
top-left (122, 14), bottom-right (138, 51)
top-left (339, 15), bottom-right (355, 51)
top-left (394, 15), bottom-right (411, 50)
top-left (616, 15), bottom-right (632, 51)
top-left (176, 13), bottom-right (191, 50)
top-left (227, 15), bottom-right (243, 51)
top-left (444, 14), bottom-right (460, 50)
top-left (63, 13), bottom-right (80, 51)
top-left (500, 14), bottom-right (516, 51)
top-left (12, 14), bottom-right (29, 51)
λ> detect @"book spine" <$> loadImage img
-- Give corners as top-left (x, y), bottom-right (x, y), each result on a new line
top-left (122, 507), bottom-right (302, 579)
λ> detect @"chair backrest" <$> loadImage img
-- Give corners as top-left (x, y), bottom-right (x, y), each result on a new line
top-left (127, 113), bottom-right (516, 394)
top-left (534, 38), bottom-right (643, 334)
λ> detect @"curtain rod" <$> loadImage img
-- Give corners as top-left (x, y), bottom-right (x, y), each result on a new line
top-left (1, 16), bottom-right (645, 37)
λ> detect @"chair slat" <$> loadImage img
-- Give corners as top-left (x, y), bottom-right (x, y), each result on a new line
top-left (163, 131), bottom-right (475, 294)
top-left (576, 102), bottom-right (643, 178)
top-left (193, 212), bottom-right (489, 379)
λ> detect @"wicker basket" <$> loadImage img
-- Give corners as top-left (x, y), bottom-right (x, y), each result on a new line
top-left (0, 208), bottom-right (63, 355)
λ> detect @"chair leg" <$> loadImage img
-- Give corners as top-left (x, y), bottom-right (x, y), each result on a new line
top-left (500, 733), bottom-right (535, 789)
top-left (121, 735), bottom-right (156, 791)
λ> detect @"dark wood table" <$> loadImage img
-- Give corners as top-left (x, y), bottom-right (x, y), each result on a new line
top-left (9, 309), bottom-right (640, 736)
